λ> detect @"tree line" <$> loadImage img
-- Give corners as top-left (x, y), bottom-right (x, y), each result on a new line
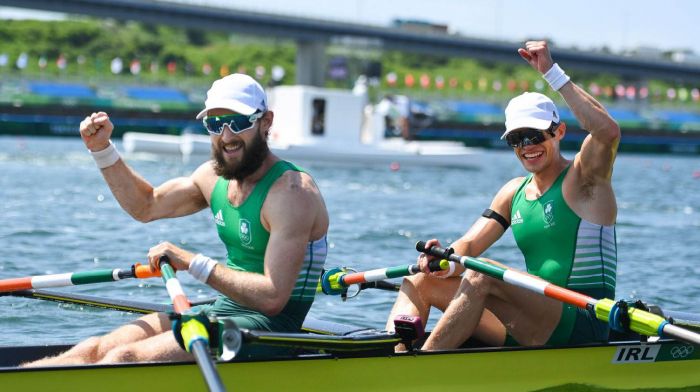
top-left (0, 18), bottom-right (695, 106)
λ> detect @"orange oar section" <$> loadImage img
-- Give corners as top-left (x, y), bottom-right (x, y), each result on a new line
top-left (171, 295), bottom-right (192, 313)
top-left (0, 277), bottom-right (32, 292)
top-left (341, 272), bottom-right (367, 286)
top-left (543, 284), bottom-right (593, 309)
top-left (133, 264), bottom-right (162, 279)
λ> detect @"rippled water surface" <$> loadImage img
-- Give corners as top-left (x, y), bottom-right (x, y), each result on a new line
top-left (0, 136), bottom-right (699, 345)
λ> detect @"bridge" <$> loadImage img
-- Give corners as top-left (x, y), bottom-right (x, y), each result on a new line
top-left (2, 0), bottom-right (700, 85)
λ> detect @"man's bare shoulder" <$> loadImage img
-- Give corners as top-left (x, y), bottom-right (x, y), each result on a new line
top-left (190, 160), bottom-right (216, 180)
top-left (190, 160), bottom-right (218, 201)
top-left (267, 169), bottom-right (326, 218)
top-left (499, 176), bottom-right (527, 196)
top-left (263, 169), bottom-right (328, 236)
top-left (489, 176), bottom-right (526, 209)
top-left (271, 170), bottom-right (322, 197)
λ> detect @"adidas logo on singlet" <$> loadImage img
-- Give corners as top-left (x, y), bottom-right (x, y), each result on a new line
top-left (214, 210), bottom-right (226, 226)
top-left (511, 210), bottom-right (523, 225)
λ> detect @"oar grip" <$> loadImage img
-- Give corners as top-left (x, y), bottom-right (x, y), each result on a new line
top-left (415, 241), bottom-right (454, 260)
top-left (427, 259), bottom-right (447, 272)
top-left (133, 264), bottom-right (162, 279)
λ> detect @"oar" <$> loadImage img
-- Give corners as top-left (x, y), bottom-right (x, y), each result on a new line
top-left (1, 289), bottom-right (217, 314)
top-left (0, 264), bottom-right (160, 293)
top-left (416, 241), bottom-right (700, 346)
top-left (158, 256), bottom-right (226, 392)
top-left (320, 259), bottom-right (450, 295)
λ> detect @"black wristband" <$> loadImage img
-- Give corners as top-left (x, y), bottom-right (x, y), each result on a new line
top-left (482, 209), bottom-right (509, 231)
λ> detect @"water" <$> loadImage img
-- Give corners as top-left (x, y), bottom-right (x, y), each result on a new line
top-left (0, 136), bottom-right (699, 346)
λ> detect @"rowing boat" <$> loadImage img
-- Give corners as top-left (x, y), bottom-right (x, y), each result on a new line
top-left (1, 286), bottom-right (699, 392)
top-left (1, 314), bottom-right (699, 392)
top-left (1, 253), bottom-right (699, 391)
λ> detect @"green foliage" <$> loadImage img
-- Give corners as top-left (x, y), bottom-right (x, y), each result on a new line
top-left (0, 19), bottom-right (296, 85)
top-left (0, 19), bottom-right (695, 107)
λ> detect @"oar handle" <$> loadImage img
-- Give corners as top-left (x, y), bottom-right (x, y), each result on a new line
top-left (404, 259), bottom-right (448, 275)
top-left (132, 264), bottom-right (161, 279)
top-left (416, 241), bottom-right (455, 260)
top-left (427, 259), bottom-right (449, 272)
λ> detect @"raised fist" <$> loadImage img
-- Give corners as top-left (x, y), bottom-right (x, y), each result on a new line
top-left (79, 112), bottom-right (114, 152)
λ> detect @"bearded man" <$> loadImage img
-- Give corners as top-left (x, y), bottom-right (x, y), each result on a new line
top-left (27, 74), bottom-right (329, 366)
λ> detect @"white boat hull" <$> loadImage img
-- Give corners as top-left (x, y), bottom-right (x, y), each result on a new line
top-left (124, 132), bottom-right (479, 168)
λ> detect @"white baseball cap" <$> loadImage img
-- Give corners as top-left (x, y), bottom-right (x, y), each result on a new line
top-left (501, 92), bottom-right (560, 139)
top-left (195, 73), bottom-right (267, 119)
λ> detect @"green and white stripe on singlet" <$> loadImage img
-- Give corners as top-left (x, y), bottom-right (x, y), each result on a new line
top-left (511, 166), bottom-right (617, 300)
top-left (567, 220), bottom-right (617, 291)
top-left (290, 235), bottom-right (328, 302)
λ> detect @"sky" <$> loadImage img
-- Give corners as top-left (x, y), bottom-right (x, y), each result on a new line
top-left (1, 0), bottom-right (697, 55)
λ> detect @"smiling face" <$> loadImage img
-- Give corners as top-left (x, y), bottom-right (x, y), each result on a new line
top-left (512, 124), bottom-right (563, 174)
top-left (208, 108), bottom-right (271, 181)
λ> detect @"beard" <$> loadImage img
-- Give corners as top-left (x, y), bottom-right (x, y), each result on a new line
top-left (212, 129), bottom-right (270, 181)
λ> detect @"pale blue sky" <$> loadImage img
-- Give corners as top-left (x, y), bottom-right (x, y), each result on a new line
top-left (177, 0), bottom-right (698, 55)
top-left (2, 1), bottom-right (697, 54)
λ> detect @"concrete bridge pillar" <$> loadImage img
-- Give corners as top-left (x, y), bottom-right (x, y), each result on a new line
top-left (296, 40), bottom-right (326, 86)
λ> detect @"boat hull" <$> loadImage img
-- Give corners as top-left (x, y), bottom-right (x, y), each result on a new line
top-left (123, 131), bottom-right (481, 168)
top-left (3, 340), bottom-right (698, 391)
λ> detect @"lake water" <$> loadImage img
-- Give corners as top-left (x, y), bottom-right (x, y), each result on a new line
top-left (0, 135), bottom-right (699, 345)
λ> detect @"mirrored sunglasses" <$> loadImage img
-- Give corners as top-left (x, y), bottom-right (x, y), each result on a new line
top-left (505, 123), bottom-right (558, 148)
top-left (202, 112), bottom-right (264, 135)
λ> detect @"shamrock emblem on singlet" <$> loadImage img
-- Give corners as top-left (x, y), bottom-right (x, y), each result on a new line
top-left (239, 219), bottom-right (252, 246)
top-left (543, 200), bottom-right (555, 227)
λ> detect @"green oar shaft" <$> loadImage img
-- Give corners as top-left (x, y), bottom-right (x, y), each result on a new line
top-left (417, 241), bottom-right (700, 346)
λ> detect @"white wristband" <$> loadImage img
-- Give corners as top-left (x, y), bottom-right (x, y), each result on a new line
top-left (188, 253), bottom-right (217, 283)
top-left (437, 261), bottom-right (457, 279)
top-left (90, 141), bottom-right (121, 169)
top-left (543, 63), bottom-right (571, 91)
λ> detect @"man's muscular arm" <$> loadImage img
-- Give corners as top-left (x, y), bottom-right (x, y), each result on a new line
top-left (80, 112), bottom-right (208, 221)
top-left (519, 41), bottom-right (620, 184)
top-left (149, 171), bottom-right (325, 316)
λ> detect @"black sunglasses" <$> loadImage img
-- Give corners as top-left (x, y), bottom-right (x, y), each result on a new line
top-left (505, 123), bottom-right (559, 148)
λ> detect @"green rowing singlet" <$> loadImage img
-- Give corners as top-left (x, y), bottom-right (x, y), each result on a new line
top-left (510, 166), bottom-right (616, 345)
top-left (204, 160), bottom-right (327, 333)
